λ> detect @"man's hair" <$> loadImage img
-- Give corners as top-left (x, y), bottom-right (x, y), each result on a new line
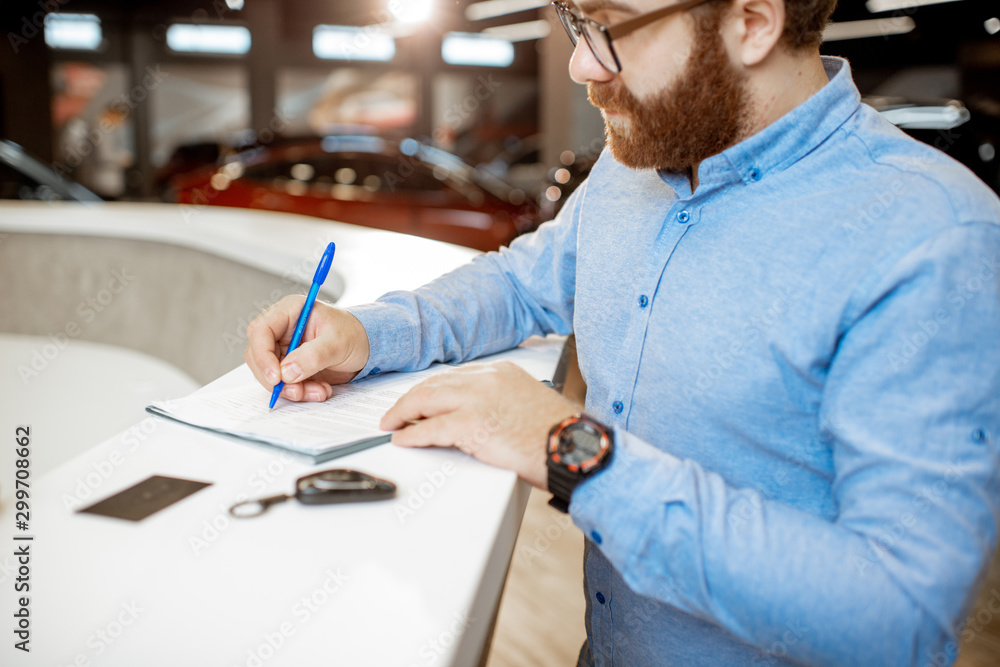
top-left (699, 0), bottom-right (838, 51)
top-left (783, 0), bottom-right (839, 50)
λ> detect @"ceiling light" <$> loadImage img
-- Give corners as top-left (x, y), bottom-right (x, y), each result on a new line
top-left (389, 0), bottom-right (434, 24)
top-left (166, 24), bottom-right (251, 54)
top-left (44, 14), bottom-right (102, 50)
top-left (986, 17), bottom-right (1000, 35)
top-left (313, 25), bottom-right (395, 61)
top-left (442, 33), bottom-right (515, 67)
top-left (865, 0), bottom-right (962, 13)
top-left (823, 17), bottom-right (916, 41)
top-left (482, 19), bottom-right (550, 42)
top-left (466, 0), bottom-right (550, 21)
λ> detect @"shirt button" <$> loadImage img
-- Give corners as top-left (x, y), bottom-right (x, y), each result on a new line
top-left (612, 401), bottom-right (623, 414)
top-left (596, 592), bottom-right (606, 605)
top-left (748, 167), bottom-right (762, 182)
top-left (972, 429), bottom-right (988, 444)
top-left (590, 530), bottom-right (602, 544)
top-left (676, 210), bottom-right (690, 223)
top-left (370, 367), bottom-right (381, 375)
top-left (638, 294), bottom-right (648, 308)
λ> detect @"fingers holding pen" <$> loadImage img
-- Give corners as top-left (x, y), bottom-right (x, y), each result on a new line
top-left (245, 296), bottom-right (372, 395)
top-left (245, 297), bottom-right (304, 389)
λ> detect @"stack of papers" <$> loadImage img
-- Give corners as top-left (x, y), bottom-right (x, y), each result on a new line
top-left (147, 336), bottom-right (565, 462)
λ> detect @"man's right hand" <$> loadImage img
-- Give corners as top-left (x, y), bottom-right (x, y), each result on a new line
top-left (245, 296), bottom-right (371, 402)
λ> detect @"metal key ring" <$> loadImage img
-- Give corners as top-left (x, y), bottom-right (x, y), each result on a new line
top-left (229, 494), bottom-right (288, 518)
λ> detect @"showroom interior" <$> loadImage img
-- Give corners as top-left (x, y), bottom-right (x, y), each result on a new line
top-left (2, 0), bottom-right (1000, 666)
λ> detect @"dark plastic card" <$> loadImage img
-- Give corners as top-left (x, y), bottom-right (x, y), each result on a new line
top-left (77, 475), bottom-right (212, 521)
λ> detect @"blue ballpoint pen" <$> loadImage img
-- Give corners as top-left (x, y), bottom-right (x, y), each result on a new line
top-left (270, 242), bottom-right (336, 409)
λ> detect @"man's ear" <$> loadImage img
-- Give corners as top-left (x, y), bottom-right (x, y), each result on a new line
top-left (726, 0), bottom-right (785, 67)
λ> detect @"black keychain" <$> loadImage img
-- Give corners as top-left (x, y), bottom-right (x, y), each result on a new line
top-left (229, 469), bottom-right (396, 518)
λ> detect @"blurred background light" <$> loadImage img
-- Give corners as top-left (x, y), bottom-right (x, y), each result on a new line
top-left (482, 19), bottom-right (550, 42)
top-left (866, 0), bottom-right (962, 13)
top-left (166, 24), bottom-right (251, 54)
top-left (389, 0), bottom-right (434, 24)
top-left (823, 17), bottom-right (916, 42)
top-left (442, 33), bottom-right (515, 67)
top-left (44, 14), bottom-right (103, 51)
top-left (313, 25), bottom-right (396, 61)
top-left (466, 0), bottom-right (549, 21)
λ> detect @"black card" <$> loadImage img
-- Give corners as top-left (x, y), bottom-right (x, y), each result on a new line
top-left (77, 475), bottom-right (212, 521)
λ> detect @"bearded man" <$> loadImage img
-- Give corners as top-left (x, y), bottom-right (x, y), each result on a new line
top-left (247, 1), bottom-right (1000, 664)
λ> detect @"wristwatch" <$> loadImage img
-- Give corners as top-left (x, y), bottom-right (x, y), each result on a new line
top-left (546, 414), bottom-right (614, 513)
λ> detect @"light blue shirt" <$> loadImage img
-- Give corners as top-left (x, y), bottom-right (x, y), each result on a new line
top-left (348, 58), bottom-right (1000, 666)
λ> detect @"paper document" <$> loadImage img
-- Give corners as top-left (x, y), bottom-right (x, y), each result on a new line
top-left (146, 336), bottom-right (565, 463)
top-left (147, 366), bottom-right (442, 462)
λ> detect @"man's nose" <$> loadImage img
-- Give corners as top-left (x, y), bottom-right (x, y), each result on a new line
top-left (569, 38), bottom-right (615, 85)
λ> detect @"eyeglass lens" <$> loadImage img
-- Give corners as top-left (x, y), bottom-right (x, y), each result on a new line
top-left (554, 3), bottom-right (620, 73)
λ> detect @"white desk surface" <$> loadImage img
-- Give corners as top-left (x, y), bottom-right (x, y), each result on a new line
top-left (0, 337), bottom-right (563, 667)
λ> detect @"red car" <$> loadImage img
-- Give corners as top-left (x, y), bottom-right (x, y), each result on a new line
top-left (170, 136), bottom-right (545, 252)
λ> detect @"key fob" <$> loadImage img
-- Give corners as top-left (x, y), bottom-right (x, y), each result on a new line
top-left (295, 469), bottom-right (396, 505)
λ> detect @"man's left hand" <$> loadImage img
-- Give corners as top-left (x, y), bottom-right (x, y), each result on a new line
top-left (379, 361), bottom-right (580, 489)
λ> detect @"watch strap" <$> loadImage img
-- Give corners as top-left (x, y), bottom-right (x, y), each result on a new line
top-left (547, 459), bottom-right (579, 513)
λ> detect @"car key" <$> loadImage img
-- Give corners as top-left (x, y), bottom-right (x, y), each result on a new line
top-left (229, 468), bottom-right (396, 518)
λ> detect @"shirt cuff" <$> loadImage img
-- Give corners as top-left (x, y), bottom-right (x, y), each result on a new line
top-left (570, 429), bottom-right (683, 565)
top-left (344, 300), bottom-right (418, 382)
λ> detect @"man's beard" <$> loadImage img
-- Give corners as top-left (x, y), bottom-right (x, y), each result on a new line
top-left (588, 11), bottom-right (752, 172)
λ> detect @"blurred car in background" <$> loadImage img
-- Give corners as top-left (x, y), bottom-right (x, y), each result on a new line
top-left (0, 139), bottom-right (102, 203)
top-left (168, 135), bottom-right (546, 252)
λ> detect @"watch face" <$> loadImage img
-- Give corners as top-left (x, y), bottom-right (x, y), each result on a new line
top-left (558, 423), bottom-right (603, 467)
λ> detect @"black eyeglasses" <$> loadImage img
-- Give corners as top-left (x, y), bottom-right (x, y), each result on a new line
top-left (551, 0), bottom-right (714, 74)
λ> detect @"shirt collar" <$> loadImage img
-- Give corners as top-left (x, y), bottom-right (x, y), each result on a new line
top-left (658, 56), bottom-right (861, 195)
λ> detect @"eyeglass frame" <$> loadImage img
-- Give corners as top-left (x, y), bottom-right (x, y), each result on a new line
top-left (551, 0), bottom-right (716, 74)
